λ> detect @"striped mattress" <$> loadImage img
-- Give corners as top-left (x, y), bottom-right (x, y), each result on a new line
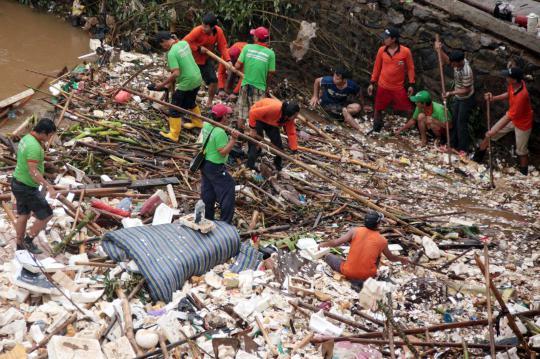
top-left (102, 222), bottom-right (240, 302)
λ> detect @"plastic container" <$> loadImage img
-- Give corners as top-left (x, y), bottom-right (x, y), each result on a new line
top-left (527, 13), bottom-right (539, 34)
top-left (117, 197), bottom-right (132, 211)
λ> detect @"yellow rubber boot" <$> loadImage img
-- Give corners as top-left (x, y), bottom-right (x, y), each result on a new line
top-left (160, 117), bottom-right (182, 142)
top-left (183, 106), bottom-right (203, 129)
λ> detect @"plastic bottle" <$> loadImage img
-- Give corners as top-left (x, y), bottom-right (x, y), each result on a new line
top-left (117, 197), bottom-right (132, 211)
top-left (194, 200), bottom-right (205, 224)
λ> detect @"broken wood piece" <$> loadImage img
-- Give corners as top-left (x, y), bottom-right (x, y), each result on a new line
top-left (291, 332), bottom-right (314, 356)
top-left (116, 287), bottom-right (143, 356)
top-left (296, 300), bottom-right (372, 332)
top-left (74, 261), bottom-right (116, 268)
top-left (255, 315), bottom-right (279, 357)
top-left (474, 253), bottom-right (532, 356)
top-left (1, 201), bottom-right (17, 224)
top-left (166, 184), bottom-right (178, 208)
top-left (28, 313), bottom-right (77, 353)
top-left (159, 330), bottom-right (170, 359)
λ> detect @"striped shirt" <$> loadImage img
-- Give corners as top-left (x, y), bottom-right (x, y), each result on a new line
top-left (454, 59), bottom-right (474, 99)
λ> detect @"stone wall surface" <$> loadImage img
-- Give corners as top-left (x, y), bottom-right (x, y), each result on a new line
top-left (261, 0), bottom-right (539, 151)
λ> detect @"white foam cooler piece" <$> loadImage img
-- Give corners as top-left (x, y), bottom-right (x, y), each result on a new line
top-left (47, 336), bottom-right (104, 359)
top-left (421, 236), bottom-right (441, 259)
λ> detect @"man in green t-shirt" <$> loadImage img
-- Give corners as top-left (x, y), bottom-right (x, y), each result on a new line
top-left (200, 104), bottom-right (238, 224)
top-left (153, 31), bottom-right (203, 142)
top-left (235, 26), bottom-right (276, 130)
top-left (395, 90), bottom-right (452, 146)
top-left (11, 119), bottom-right (57, 254)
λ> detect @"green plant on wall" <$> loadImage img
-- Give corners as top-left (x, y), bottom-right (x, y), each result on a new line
top-left (197, 0), bottom-right (295, 38)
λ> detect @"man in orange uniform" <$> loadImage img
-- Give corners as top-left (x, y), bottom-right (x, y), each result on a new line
top-left (217, 41), bottom-right (247, 100)
top-left (473, 67), bottom-right (534, 175)
top-left (247, 98), bottom-right (299, 173)
top-left (368, 27), bottom-right (415, 133)
top-left (183, 13), bottom-right (231, 108)
top-left (320, 212), bottom-right (409, 286)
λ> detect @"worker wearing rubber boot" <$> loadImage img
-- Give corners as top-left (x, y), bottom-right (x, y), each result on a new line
top-left (154, 31), bottom-right (202, 142)
top-left (320, 212), bottom-right (409, 290)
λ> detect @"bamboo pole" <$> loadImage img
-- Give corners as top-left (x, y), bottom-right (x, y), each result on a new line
top-left (116, 287), bottom-right (143, 356)
top-left (318, 338), bottom-right (514, 351)
top-left (255, 315), bottom-right (279, 357)
top-left (123, 87), bottom-right (430, 237)
top-left (486, 98), bottom-right (495, 188)
top-left (474, 254), bottom-right (532, 356)
top-left (297, 145), bottom-right (382, 171)
top-left (483, 242), bottom-right (496, 358)
top-left (201, 46), bottom-right (244, 77)
top-left (295, 300), bottom-right (372, 332)
top-left (324, 309), bottom-right (540, 340)
top-left (47, 91), bottom-right (74, 148)
top-left (435, 34), bottom-right (452, 165)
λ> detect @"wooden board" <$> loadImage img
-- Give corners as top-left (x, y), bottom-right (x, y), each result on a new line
top-left (0, 89), bottom-right (35, 108)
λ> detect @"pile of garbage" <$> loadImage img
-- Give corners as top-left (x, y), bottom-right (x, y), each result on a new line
top-left (0, 48), bottom-right (539, 358)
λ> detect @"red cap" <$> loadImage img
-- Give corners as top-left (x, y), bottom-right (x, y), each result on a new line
top-left (228, 46), bottom-right (242, 62)
top-left (250, 26), bottom-right (269, 40)
top-left (211, 103), bottom-right (233, 118)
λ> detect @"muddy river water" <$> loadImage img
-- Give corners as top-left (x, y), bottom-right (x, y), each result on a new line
top-left (0, 0), bottom-right (89, 101)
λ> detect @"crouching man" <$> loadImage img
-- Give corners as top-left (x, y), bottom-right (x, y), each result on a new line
top-left (320, 212), bottom-right (409, 287)
top-left (395, 90), bottom-right (451, 146)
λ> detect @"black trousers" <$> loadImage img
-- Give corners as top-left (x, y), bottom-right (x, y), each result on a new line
top-left (169, 87), bottom-right (200, 117)
top-left (200, 160), bottom-right (235, 224)
top-left (247, 121), bottom-right (283, 171)
top-left (450, 95), bottom-right (476, 152)
top-left (11, 178), bottom-right (53, 220)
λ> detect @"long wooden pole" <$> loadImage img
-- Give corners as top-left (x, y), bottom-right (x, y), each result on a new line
top-left (474, 254), bottom-right (532, 356)
top-left (435, 34), bottom-right (452, 165)
top-left (201, 46), bottom-right (244, 78)
top-left (324, 308), bottom-right (540, 340)
top-left (297, 145), bottom-right (381, 171)
top-left (486, 99), bottom-right (495, 188)
top-left (482, 242), bottom-right (496, 358)
top-left (123, 87), bottom-right (430, 237)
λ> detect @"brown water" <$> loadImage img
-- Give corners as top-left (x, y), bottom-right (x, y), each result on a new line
top-left (0, 0), bottom-right (89, 105)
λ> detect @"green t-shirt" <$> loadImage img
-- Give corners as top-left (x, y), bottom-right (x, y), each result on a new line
top-left (202, 122), bottom-right (229, 164)
top-left (13, 134), bottom-right (44, 187)
top-left (238, 44), bottom-right (276, 91)
top-left (412, 101), bottom-right (450, 123)
top-left (167, 40), bottom-right (202, 91)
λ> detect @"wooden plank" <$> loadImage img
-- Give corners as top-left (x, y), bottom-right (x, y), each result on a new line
top-left (97, 177), bottom-right (180, 189)
top-left (418, 0), bottom-right (540, 56)
top-left (0, 89), bottom-right (35, 108)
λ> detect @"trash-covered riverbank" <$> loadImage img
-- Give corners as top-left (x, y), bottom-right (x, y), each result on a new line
top-left (0, 48), bottom-right (539, 358)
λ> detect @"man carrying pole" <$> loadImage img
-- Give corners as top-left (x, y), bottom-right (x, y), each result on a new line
top-left (153, 31), bottom-right (203, 140)
top-left (183, 13), bottom-right (231, 108)
top-left (472, 67), bottom-right (533, 176)
top-left (434, 34), bottom-right (452, 164)
top-left (434, 40), bottom-right (475, 155)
